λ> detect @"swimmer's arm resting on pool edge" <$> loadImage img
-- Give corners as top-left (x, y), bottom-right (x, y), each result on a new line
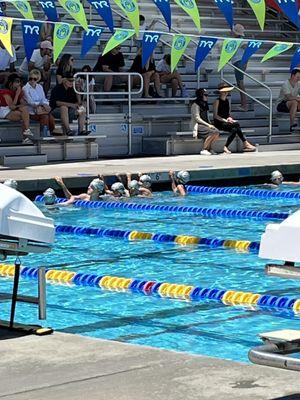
top-left (169, 170), bottom-right (186, 196)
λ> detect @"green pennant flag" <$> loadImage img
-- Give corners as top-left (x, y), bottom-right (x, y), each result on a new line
top-left (171, 35), bottom-right (191, 72)
top-left (12, 1), bottom-right (34, 20)
top-left (261, 42), bottom-right (293, 63)
top-left (53, 23), bottom-right (74, 62)
top-left (218, 39), bottom-right (242, 71)
top-left (174, 0), bottom-right (201, 32)
top-left (102, 29), bottom-right (135, 55)
top-left (58, 0), bottom-right (88, 30)
top-left (114, 0), bottom-right (140, 35)
top-left (246, 0), bottom-right (265, 31)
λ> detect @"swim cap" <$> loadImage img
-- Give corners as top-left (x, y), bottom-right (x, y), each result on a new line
top-left (177, 170), bottom-right (190, 184)
top-left (111, 182), bottom-right (125, 194)
top-left (128, 180), bottom-right (139, 190)
top-left (89, 178), bottom-right (104, 192)
top-left (139, 174), bottom-right (152, 188)
top-left (271, 170), bottom-right (283, 182)
top-left (43, 188), bottom-right (56, 205)
top-left (3, 179), bottom-right (18, 190)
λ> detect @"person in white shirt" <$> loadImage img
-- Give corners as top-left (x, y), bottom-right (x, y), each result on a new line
top-left (156, 54), bottom-right (184, 97)
top-left (0, 41), bottom-right (16, 85)
top-left (18, 40), bottom-right (52, 95)
top-left (23, 69), bottom-right (55, 135)
top-left (276, 69), bottom-right (300, 132)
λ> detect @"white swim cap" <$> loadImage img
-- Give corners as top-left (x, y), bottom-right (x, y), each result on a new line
top-left (128, 180), bottom-right (139, 190)
top-left (271, 170), bottom-right (283, 182)
top-left (89, 178), bottom-right (104, 192)
top-left (177, 170), bottom-right (190, 184)
top-left (111, 182), bottom-right (125, 194)
top-left (3, 179), bottom-right (18, 190)
top-left (139, 174), bottom-right (151, 188)
top-left (43, 188), bottom-right (56, 205)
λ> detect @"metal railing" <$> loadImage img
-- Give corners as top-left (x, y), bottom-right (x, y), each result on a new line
top-left (74, 72), bottom-right (143, 156)
top-left (221, 63), bottom-right (273, 143)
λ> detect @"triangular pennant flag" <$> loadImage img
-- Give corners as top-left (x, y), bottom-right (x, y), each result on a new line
top-left (0, 17), bottom-right (13, 56)
top-left (102, 29), bottom-right (135, 55)
top-left (81, 26), bottom-right (103, 58)
top-left (142, 32), bottom-right (161, 67)
top-left (215, 0), bottom-right (234, 28)
top-left (21, 21), bottom-right (42, 62)
top-left (218, 39), bottom-right (242, 71)
top-left (290, 47), bottom-right (300, 71)
top-left (114, 0), bottom-right (139, 35)
top-left (174, 0), bottom-right (201, 32)
top-left (246, 0), bottom-right (265, 30)
top-left (195, 37), bottom-right (217, 71)
top-left (261, 42), bottom-right (293, 62)
top-left (171, 35), bottom-right (191, 72)
top-left (86, 0), bottom-right (114, 32)
top-left (12, 0), bottom-right (34, 20)
top-left (152, 0), bottom-right (171, 30)
top-left (53, 22), bottom-right (74, 62)
top-left (58, 0), bottom-right (88, 30)
top-left (38, 0), bottom-right (59, 22)
top-left (240, 40), bottom-right (263, 65)
top-left (275, 0), bottom-right (300, 28)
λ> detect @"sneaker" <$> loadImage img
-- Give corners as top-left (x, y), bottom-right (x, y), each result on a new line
top-left (22, 137), bottom-right (33, 144)
top-left (66, 129), bottom-right (76, 136)
top-left (210, 150), bottom-right (218, 155)
top-left (290, 124), bottom-right (298, 133)
top-left (78, 130), bottom-right (90, 136)
top-left (23, 129), bottom-right (34, 138)
top-left (200, 150), bottom-right (212, 156)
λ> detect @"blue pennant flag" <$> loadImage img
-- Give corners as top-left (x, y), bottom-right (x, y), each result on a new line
top-left (240, 40), bottom-right (263, 66)
top-left (38, 0), bottom-right (59, 21)
top-left (87, 0), bottom-right (114, 32)
top-left (214, 0), bottom-right (234, 28)
top-left (290, 47), bottom-right (300, 71)
top-left (142, 32), bottom-right (161, 67)
top-left (81, 26), bottom-right (103, 58)
top-left (195, 37), bottom-right (217, 71)
top-left (275, 0), bottom-right (300, 28)
top-left (22, 21), bottom-right (42, 62)
top-left (152, 0), bottom-right (171, 30)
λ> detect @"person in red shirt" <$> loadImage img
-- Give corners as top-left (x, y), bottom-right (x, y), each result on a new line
top-left (0, 73), bottom-right (33, 143)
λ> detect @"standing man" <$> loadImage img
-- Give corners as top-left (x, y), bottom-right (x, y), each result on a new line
top-left (276, 69), bottom-right (300, 132)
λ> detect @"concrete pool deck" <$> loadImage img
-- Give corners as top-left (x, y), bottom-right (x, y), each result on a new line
top-left (1, 150), bottom-right (300, 192)
top-left (0, 331), bottom-right (300, 400)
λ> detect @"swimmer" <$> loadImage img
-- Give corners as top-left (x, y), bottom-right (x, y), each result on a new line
top-left (138, 173), bottom-right (152, 191)
top-left (127, 173), bottom-right (152, 197)
top-left (106, 182), bottom-right (130, 198)
top-left (54, 176), bottom-right (105, 205)
top-left (268, 170), bottom-right (300, 188)
top-left (3, 179), bottom-right (18, 190)
top-left (169, 170), bottom-right (190, 196)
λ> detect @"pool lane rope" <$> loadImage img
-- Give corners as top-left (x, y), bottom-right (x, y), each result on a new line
top-left (1, 264), bottom-right (300, 314)
top-left (186, 185), bottom-right (300, 200)
top-left (35, 196), bottom-right (288, 221)
top-left (55, 224), bottom-right (260, 253)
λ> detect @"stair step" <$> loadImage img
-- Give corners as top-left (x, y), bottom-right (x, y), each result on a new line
top-left (0, 154), bottom-right (47, 167)
top-left (258, 143), bottom-right (300, 152)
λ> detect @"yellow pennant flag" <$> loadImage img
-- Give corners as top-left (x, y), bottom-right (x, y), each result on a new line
top-left (58, 0), bottom-right (88, 30)
top-left (12, 1), bottom-right (34, 20)
top-left (0, 17), bottom-right (13, 56)
top-left (218, 39), bottom-right (242, 71)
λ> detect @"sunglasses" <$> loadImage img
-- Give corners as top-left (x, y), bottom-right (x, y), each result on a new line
top-left (70, 58), bottom-right (74, 61)
top-left (30, 77), bottom-right (38, 81)
top-left (13, 79), bottom-right (21, 83)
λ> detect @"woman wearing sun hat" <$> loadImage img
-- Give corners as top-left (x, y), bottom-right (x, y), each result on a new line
top-left (213, 83), bottom-right (256, 154)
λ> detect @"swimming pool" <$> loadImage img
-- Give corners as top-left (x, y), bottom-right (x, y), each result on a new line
top-left (1, 185), bottom-right (300, 363)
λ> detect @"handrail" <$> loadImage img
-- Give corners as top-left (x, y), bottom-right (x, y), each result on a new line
top-left (74, 72), bottom-right (143, 156)
top-left (221, 63), bottom-right (273, 143)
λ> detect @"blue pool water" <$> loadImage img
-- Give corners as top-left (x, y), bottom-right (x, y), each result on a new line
top-left (1, 185), bottom-right (300, 363)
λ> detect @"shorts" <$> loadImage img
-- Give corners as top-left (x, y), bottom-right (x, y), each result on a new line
top-left (197, 125), bottom-right (219, 139)
top-left (234, 61), bottom-right (246, 82)
top-left (51, 107), bottom-right (76, 122)
top-left (277, 100), bottom-right (290, 113)
top-left (0, 106), bottom-right (11, 118)
top-left (113, 75), bottom-right (128, 85)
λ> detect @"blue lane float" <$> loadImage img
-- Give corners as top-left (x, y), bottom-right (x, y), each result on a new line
top-left (186, 185), bottom-right (300, 200)
top-left (35, 196), bottom-right (289, 221)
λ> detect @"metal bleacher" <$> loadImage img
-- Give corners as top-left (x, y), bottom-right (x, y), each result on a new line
top-left (0, 0), bottom-right (300, 165)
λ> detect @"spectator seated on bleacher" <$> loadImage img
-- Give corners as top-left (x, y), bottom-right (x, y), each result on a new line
top-left (56, 53), bottom-right (76, 84)
top-left (18, 40), bottom-right (53, 95)
top-left (77, 65), bottom-right (96, 114)
top-left (276, 68), bottom-right (300, 133)
top-left (49, 72), bottom-right (88, 136)
top-left (0, 40), bottom-right (16, 85)
top-left (93, 46), bottom-right (127, 92)
top-left (156, 54), bottom-right (185, 98)
top-left (0, 73), bottom-right (34, 144)
top-left (213, 83), bottom-right (255, 154)
top-left (190, 88), bottom-right (219, 156)
top-left (23, 69), bottom-right (55, 136)
top-left (40, 22), bottom-right (54, 42)
top-left (129, 48), bottom-right (162, 98)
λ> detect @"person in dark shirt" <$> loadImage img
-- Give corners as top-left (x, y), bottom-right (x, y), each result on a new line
top-left (50, 73), bottom-right (88, 136)
top-left (129, 48), bottom-right (162, 98)
top-left (93, 46), bottom-right (127, 91)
